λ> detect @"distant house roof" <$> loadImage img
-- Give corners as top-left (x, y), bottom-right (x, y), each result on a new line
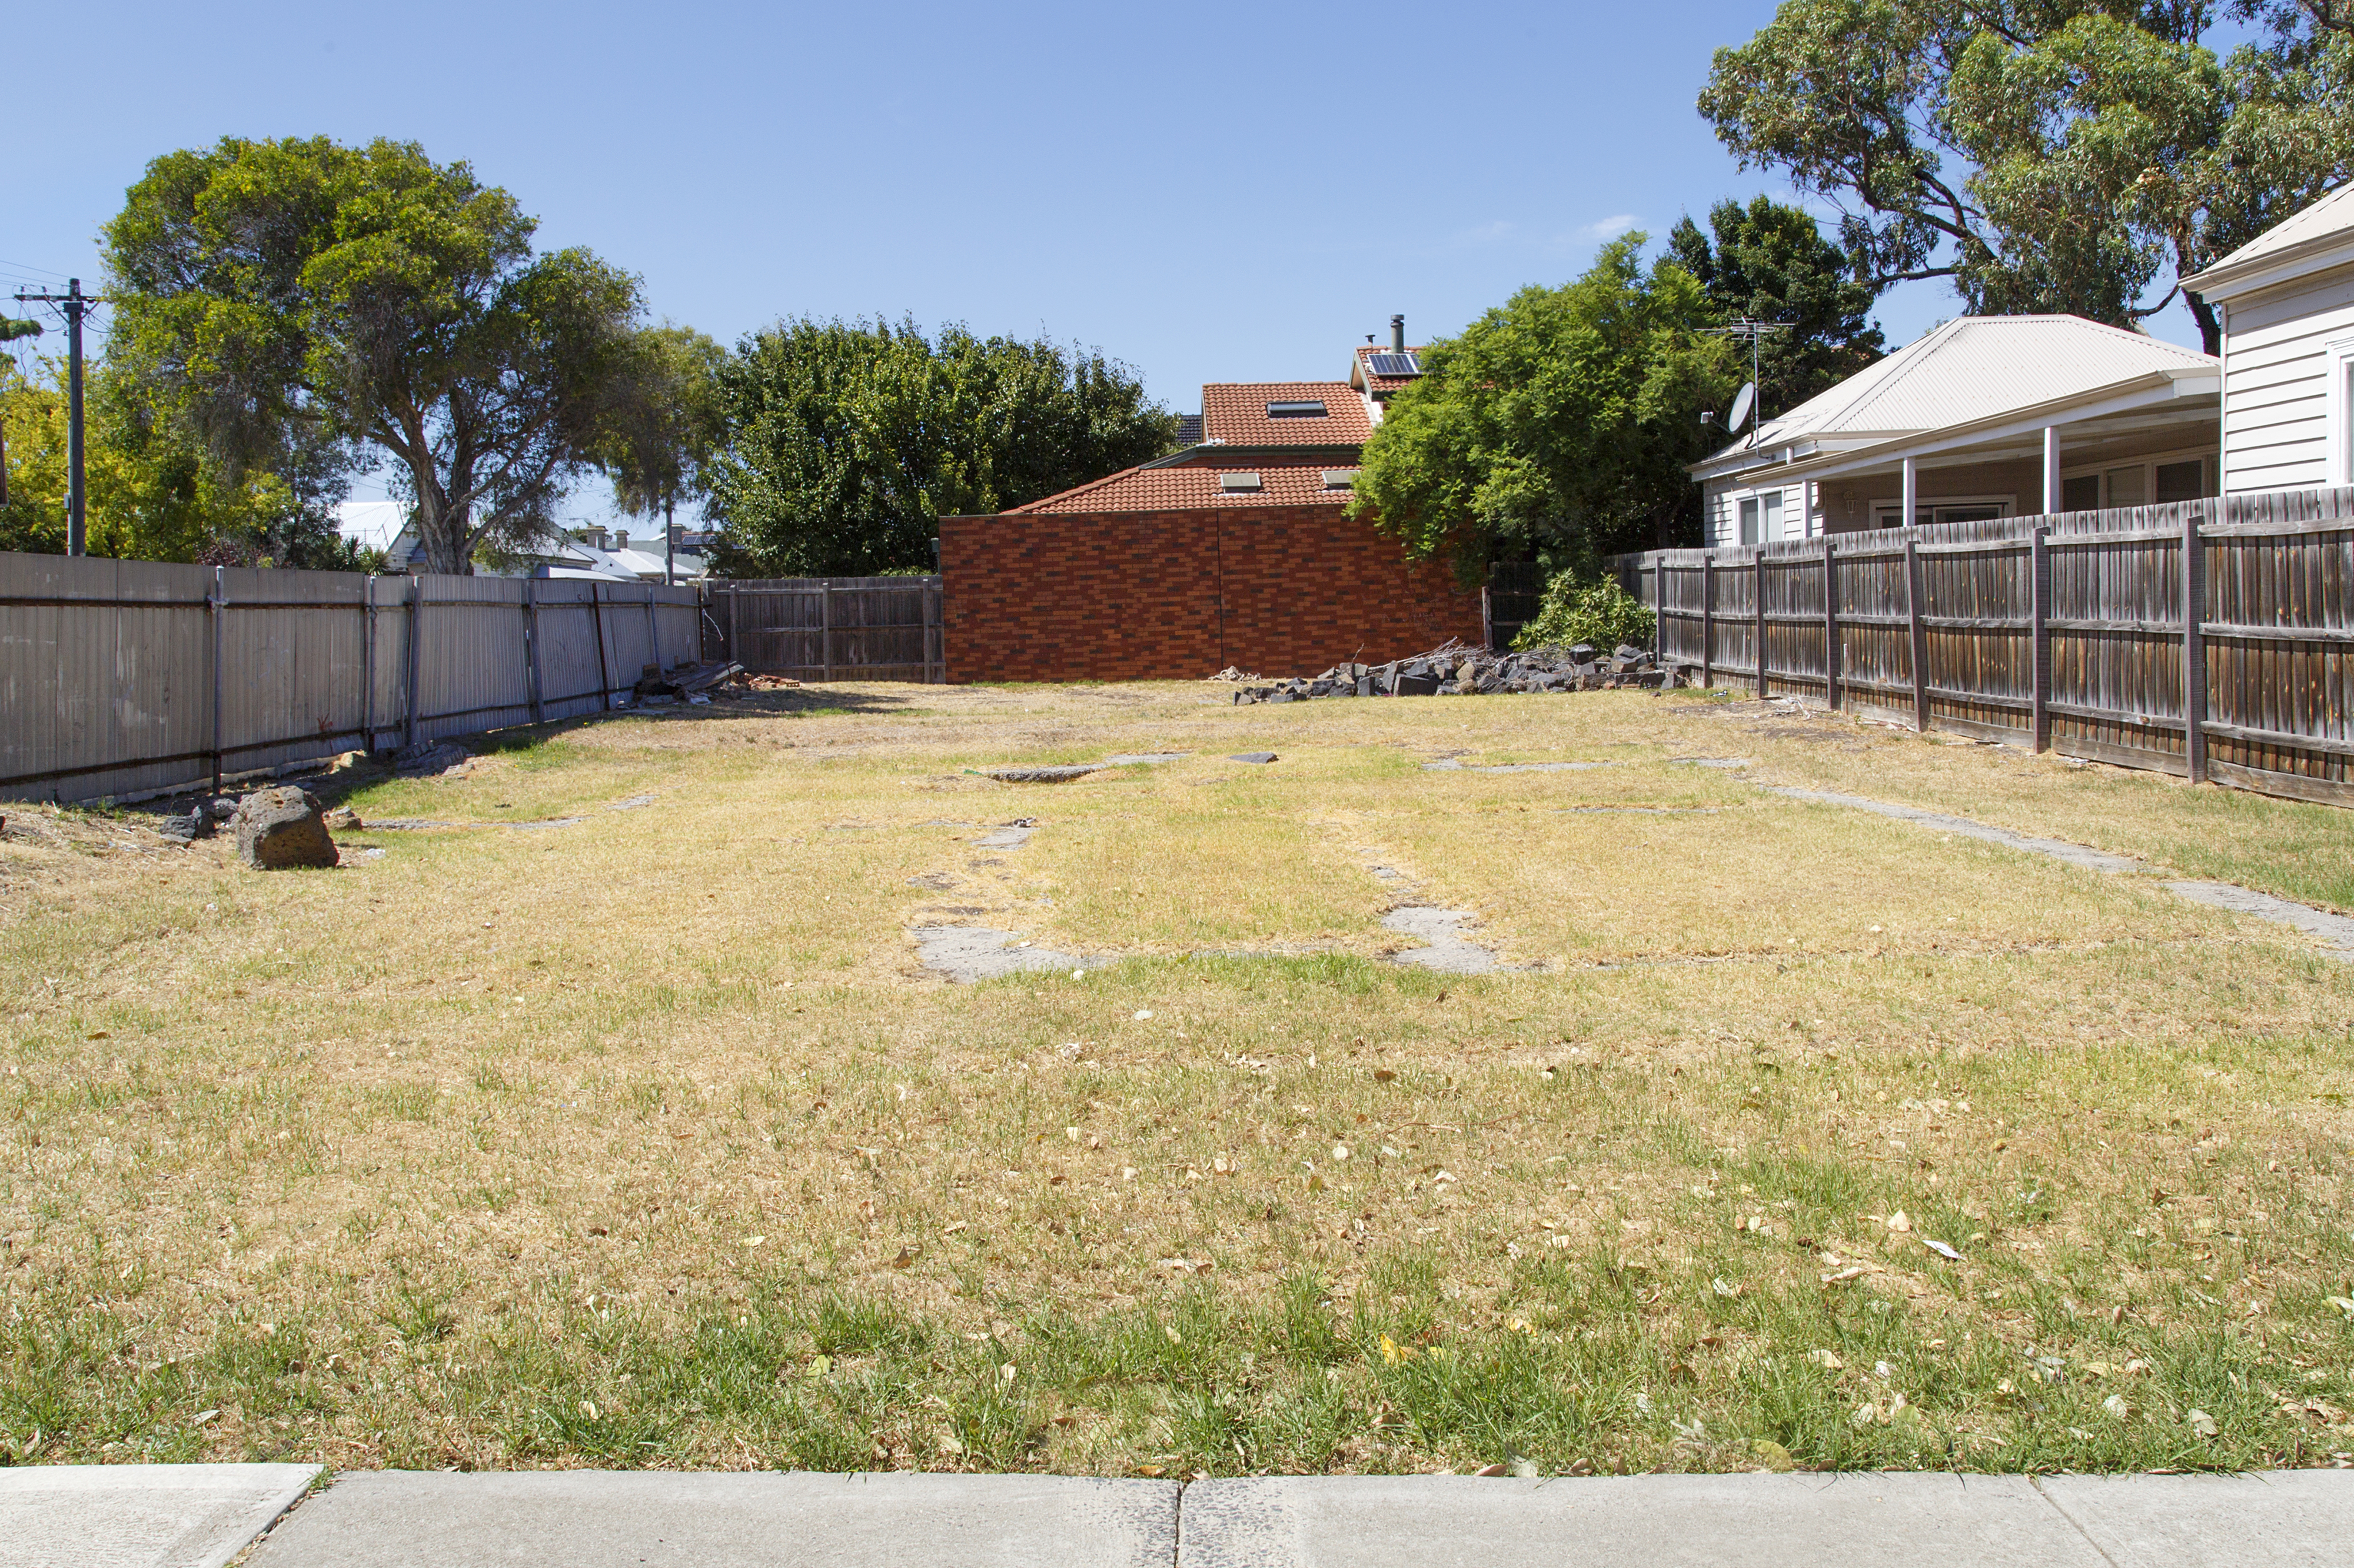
top-left (1201, 381), bottom-right (1372, 445)
top-left (1691, 315), bottom-right (2218, 482)
top-left (1349, 344), bottom-right (1429, 399)
top-left (334, 500), bottom-right (409, 554)
top-left (1001, 453), bottom-right (1359, 515)
top-left (2180, 181), bottom-right (2354, 302)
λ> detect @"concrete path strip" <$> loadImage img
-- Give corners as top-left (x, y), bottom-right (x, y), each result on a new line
top-left (245, 1470), bottom-right (1178, 1568)
top-left (1767, 785), bottom-right (2354, 958)
top-left (0, 1462), bottom-right (320, 1568)
top-left (1766, 787), bottom-right (2143, 873)
top-left (1175, 1471), bottom-right (2354, 1567)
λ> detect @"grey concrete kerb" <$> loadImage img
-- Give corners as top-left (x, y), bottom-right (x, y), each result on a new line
top-left (247, 1470), bottom-right (1176, 1567)
top-left (20, 1466), bottom-right (2354, 1567)
top-left (0, 1462), bottom-right (320, 1568)
top-left (1176, 1470), bottom-right (2354, 1566)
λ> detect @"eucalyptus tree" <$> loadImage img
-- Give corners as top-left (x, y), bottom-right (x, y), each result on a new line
top-left (105, 135), bottom-right (643, 573)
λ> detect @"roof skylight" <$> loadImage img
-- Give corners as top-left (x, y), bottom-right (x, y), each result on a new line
top-left (1265, 400), bottom-right (1328, 418)
top-left (1219, 472), bottom-right (1263, 493)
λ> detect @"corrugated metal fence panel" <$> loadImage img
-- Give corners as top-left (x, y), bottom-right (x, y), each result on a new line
top-left (1, 552), bottom-right (215, 802)
top-left (531, 580), bottom-right (613, 721)
top-left (1609, 485), bottom-right (2354, 807)
top-left (413, 574), bottom-right (534, 744)
top-left (214, 565), bottom-right (373, 778)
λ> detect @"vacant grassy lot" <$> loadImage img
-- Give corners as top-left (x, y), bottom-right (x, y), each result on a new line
top-left (4, 681), bottom-right (2352, 1479)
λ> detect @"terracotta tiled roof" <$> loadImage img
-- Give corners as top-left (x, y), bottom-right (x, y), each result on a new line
top-left (1003, 454), bottom-right (1360, 515)
top-left (1201, 382), bottom-right (1371, 445)
top-left (1352, 345), bottom-right (1429, 398)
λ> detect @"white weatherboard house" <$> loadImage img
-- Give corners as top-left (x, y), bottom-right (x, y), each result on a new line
top-left (2180, 181), bottom-right (2354, 496)
top-left (1688, 316), bottom-right (2221, 547)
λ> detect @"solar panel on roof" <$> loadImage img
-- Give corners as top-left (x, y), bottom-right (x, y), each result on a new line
top-left (1368, 352), bottom-right (1420, 376)
top-left (1266, 400), bottom-right (1327, 418)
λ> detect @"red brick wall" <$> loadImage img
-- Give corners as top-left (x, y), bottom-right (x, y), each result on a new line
top-left (939, 502), bottom-right (1484, 682)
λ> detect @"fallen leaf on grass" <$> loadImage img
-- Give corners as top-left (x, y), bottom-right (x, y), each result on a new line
top-left (1921, 1238), bottom-right (1963, 1261)
top-left (1821, 1265), bottom-right (1881, 1284)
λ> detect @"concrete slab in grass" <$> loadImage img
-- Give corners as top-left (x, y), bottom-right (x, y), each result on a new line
top-left (1176, 1473), bottom-right (2100, 1568)
top-left (248, 1470), bottom-right (1178, 1568)
top-left (0, 1462), bottom-right (320, 1568)
top-left (2039, 1471), bottom-right (2354, 1566)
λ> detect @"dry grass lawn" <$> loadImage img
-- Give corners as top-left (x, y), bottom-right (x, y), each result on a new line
top-left (4, 680), bottom-right (2353, 1479)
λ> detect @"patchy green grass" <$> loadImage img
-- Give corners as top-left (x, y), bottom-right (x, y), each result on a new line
top-left (2, 681), bottom-right (2352, 1474)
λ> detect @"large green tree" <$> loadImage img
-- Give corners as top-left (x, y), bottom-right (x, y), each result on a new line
top-left (1698, 0), bottom-right (2354, 351)
top-left (104, 136), bottom-right (644, 574)
top-left (1347, 236), bottom-right (1735, 576)
top-left (707, 318), bottom-right (1177, 577)
top-left (2, 355), bottom-right (366, 566)
top-left (1667, 195), bottom-right (1886, 417)
top-left (595, 324), bottom-right (726, 582)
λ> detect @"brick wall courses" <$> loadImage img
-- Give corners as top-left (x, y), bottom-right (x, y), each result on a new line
top-left (939, 502), bottom-right (1483, 683)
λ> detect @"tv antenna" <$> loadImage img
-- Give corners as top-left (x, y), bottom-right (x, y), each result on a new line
top-left (1703, 318), bottom-right (1790, 445)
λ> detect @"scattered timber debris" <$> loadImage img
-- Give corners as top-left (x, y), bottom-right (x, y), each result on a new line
top-left (1229, 640), bottom-right (1685, 704)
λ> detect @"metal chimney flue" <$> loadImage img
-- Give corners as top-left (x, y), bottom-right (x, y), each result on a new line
top-left (1390, 314), bottom-right (1405, 353)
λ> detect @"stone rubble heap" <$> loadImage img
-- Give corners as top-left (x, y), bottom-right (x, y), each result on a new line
top-left (1230, 640), bottom-right (1685, 704)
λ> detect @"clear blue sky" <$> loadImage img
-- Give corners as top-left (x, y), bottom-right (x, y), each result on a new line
top-left (2, 0), bottom-right (2209, 523)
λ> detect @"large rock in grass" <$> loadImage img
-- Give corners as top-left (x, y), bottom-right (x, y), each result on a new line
top-left (232, 787), bottom-right (339, 870)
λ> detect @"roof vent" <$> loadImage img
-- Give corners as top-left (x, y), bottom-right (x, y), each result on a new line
top-left (1322, 470), bottom-right (1356, 490)
top-left (1266, 400), bottom-right (1328, 418)
top-left (1219, 471), bottom-right (1263, 493)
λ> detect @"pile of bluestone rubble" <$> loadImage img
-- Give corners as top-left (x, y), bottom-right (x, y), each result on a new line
top-left (1229, 639), bottom-right (1687, 704)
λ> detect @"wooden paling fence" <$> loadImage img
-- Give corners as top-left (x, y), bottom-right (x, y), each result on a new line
top-left (713, 576), bottom-right (943, 683)
top-left (1613, 486), bottom-right (2354, 807)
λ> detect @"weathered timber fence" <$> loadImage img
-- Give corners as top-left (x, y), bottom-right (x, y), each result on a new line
top-left (711, 576), bottom-right (943, 683)
top-left (1611, 486), bottom-right (2354, 807)
top-left (1, 552), bottom-right (700, 804)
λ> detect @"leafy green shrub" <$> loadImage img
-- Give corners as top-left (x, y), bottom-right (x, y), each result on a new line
top-left (1512, 574), bottom-right (1655, 652)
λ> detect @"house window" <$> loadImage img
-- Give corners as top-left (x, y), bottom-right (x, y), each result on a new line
top-left (2155, 460), bottom-right (2205, 504)
top-left (1738, 491), bottom-right (1781, 544)
top-left (2335, 345), bottom-right (2354, 486)
top-left (1870, 496), bottom-right (2013, 528)
top-left (1266, 401), bottom-right (1327, 418)
top-left (2060, 450), bottom-right (2216, 508)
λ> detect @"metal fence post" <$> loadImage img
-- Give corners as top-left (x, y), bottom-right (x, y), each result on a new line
top-left (1753, 546), bottom-right (1768, 698)
top-left (209, 567), bottom-right (225, 793)
top-left (2030, 525), bottom-right (2050, 753)
top-left (363, 575), bottom-right (376, 752)
top-left (1823, 535), bottom-right (1840, 710)
top-left (643, 584), bottom-right (659, 676)
top-left (2185, 505), bottom-right (2207, 784)
top-left (524, 576), bottom-right (546, 726)
top-left (404, 575), bottom-right (423, 748)
top-left (1905, 535), bottom-right (1929, 733)
top-left (821, 580), bottom-right (833, 682)
top-left (727, 583), bottom-right (740, 667)
top-left (590, 583), bottom-right (612, 709)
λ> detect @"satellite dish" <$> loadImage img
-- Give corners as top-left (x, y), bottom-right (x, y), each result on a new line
top-left (1727, 381), bottom-right (1757, 435)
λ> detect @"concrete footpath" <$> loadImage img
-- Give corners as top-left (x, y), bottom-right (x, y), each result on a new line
top-left (7, 1464), bottom-right (2354, 1567)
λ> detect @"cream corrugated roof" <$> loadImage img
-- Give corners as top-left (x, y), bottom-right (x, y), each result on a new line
top-left (2185, 181), bottom-right (2354, 290)
top-left (1708, 315), bottom-right (2215, 464)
